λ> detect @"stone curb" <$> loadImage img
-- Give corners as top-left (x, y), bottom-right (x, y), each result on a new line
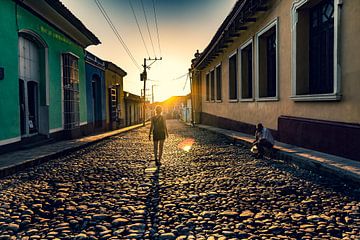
top-left (194, 124), bottom-right (360, 186)
top-left (0, 124), bottom-right (147, 179)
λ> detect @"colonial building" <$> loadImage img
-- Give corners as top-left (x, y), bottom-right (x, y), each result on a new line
top-left (191, 0), bottom-right (360, 160)
top-left (124, 91), bottom-right (142, 126)
top-left (85, 51), bottom-right (106, 133)
top-left (0, 0), bottom-right (100, 150)
top-left (104, 61), bottom-right (127, 130)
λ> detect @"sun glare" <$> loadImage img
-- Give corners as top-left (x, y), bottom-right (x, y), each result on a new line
top-left (178, 138), bottom-right (195, 152)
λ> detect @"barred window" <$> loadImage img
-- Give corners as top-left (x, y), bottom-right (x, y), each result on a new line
top-left (205, 73), bottom-right (210, 101)
top-left (62, 53), bottom-right (80, 130)
top-left (229, 53), bottom-right (238, 100)
top-left (210, 69), bottom-right (215, 101)
top-left (216, 64), bottom-right (222, 101)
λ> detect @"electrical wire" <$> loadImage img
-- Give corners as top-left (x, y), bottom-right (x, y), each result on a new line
top-left (183, 73), bottom-right (189, 90)
top-left (129, 0), bottom-right (150, 58)
top-left (140, 0), bottom-right (157, 58)
top-left (172, 73), bottom-right (188, 81)
top-left (95, 0), bottom-right (141, 71)
top-left (152, 0), bottom-right (162, 57)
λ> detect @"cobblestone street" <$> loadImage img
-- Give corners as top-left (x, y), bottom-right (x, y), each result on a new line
top-left (0, 120), bottom-right (360, 239)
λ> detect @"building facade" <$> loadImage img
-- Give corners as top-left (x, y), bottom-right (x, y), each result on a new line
top-left (104, 62), bottom-right (127, 130)
top-left (0, 0), bottom-right (100, 150)
top-left (124, 91), bottom-right (142, 126)
top-left (85, 51), bottom-right (106, 133)
top-left (191, 0), bottom-right (360, 160)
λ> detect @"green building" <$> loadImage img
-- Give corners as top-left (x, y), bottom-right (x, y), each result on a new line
top-left (0, 0), bottom-right (100, 149)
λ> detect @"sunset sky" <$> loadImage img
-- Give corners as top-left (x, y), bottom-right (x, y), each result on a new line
top-left (61, 0), bottom-right (237, 102)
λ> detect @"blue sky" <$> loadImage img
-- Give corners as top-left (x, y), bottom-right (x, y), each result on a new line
top-left (61, 0), bottom-right (237, 101)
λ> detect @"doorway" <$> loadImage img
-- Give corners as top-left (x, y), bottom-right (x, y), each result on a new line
top-left (18, 36), bottom-right (40, 137)
top-left (92, 75), bottom-right (102, 128)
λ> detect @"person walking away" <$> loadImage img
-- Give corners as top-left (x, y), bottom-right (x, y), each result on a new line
top-left (149, 106), bottom-right (169, 166)
top-left (252, 123), bottom-right (274, 158)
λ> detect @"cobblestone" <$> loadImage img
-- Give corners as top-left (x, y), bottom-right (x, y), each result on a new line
top-left (0, 120), bottom-right (359, 239)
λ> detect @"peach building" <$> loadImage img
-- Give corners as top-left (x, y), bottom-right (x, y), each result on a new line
top-left (191, 0), bottom-right (360, 160)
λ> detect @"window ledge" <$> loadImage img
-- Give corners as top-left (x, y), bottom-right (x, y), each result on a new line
top-left (256, 97), bottom-right (279, 102)
top-left (239, 98), bottom-right (254, 102)
top-left (229, 99), bottom-right (239, 103)
top-left (290, 93), bottom-right (341, 102)
top-left (215, 100), bottom-right (223, 103)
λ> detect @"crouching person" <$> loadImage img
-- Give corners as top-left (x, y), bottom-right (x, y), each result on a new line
top-left (252, 123), bottom-right (274, 159)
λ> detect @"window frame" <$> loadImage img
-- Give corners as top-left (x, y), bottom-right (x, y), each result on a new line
top-left (210, 68), bottom-right (215, 102)
top-left (61, 52), bottom-right (80, 130)
top-left (291, 0), bottom-right (341, 101)
top-left (228, 50), bottom-right (239, 102)
top-left (215, 63), bottom-right (222, 102)
top-left (239, 38), bottom-right (254, 102)
top-left (205, 72), bottom-right (210, 102)
top-left (255, 17), bottom-right (279, 102)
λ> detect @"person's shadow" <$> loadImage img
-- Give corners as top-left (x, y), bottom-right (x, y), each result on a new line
top-left (145, 165), bottom-right (161, 238)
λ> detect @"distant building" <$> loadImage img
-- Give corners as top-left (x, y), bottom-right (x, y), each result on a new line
top-left (85, 51), bottom-right (106, 133)
top-left (180, 94), bottom-right (192, 123)
top-left (154, 96), bottom-right (188, 119)
top-left (191, 0), bottom-right (360, 160)
top-left (124, 91), bottom-right (142, 126)
top-left (0, 0), bottom-right (100, 150)
top-left (104, 62), bottom-right (127, 130)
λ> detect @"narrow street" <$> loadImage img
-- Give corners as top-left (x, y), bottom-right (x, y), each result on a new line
top-left (0, 120), bottom-right (360, 239)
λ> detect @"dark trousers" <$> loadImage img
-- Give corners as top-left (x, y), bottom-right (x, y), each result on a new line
top-left (255, 139), bottom-right (273, 157)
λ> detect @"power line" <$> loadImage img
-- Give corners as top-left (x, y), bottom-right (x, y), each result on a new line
top-left (152, 0), bottom-right (162, 57)
top-left (172, 73), bottom-right (188, 81)
top-left (129, 0), bottom-right (150, 58)
top-left (183, 73), bottom-right (189, 90)
top-left (140, 0), bottom-right (157, 58)
top-left (95, 0), bottom-right (141, 71)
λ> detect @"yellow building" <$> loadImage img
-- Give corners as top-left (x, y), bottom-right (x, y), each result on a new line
top-left (191, 0), bottom-right (360, 160)
top-left (104, 62), bottom-right (126, 130)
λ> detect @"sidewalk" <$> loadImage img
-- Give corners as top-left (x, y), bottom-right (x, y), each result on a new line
top-left (197, 124), bottom-right (360, 185)
top-left (0, 124), bottom-right (146, 178)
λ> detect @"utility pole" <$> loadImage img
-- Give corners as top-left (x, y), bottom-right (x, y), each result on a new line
top-left (141, 57), bottom-right (162, 126)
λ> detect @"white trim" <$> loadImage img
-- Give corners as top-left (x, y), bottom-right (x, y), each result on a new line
top-left (239, 98), bottom-right (255, 102)
top-left (205, 72), bottom-right (210, 102)
top-left (80, 121), bottom-right (88, 126)
top-left (63, 52), bottom-right (80, 59)
top-left (239, 37), bottom-right (254, 101)
top-left (210, 68), bottom-right (216, 102)
top-left (290, 93), bottom-right (341, 102)
top-left (228, 99), bottom-right (239, 103)
top-left (291, 0), bottom-right (342, 101)
top-left (215, 63), bottom-right (222, 101)
top-left (228, 50), bottom-right (237, 58)
top-left (228, 50), bottom-right (238, 101)
top-left (255, 17), bottom-right (279, 101)
top-left (49, 127), bottom-right (64, 134)
top-left (0, 136), bottom-right (21, 146)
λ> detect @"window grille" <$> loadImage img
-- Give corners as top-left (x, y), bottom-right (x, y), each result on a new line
top-left (216, 64), bottom-right (222, 101)
top-left (210, 70), bottom-right (215, 101)
top-left (309, 0), bottom-right (334, 94)
top-left (109, 88), bottom-right (117, 121)
top-left (62, 53), bottom-right (80, 130)
top-left (205, 73), bottom-right (210, 101)
top-left (241, 43), bottom-right (253, 99)
top-left (229, 53), bottom-right (238, 100)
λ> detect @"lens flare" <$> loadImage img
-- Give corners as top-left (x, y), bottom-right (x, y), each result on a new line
top-left (178, 138), bottom-right (195, 152)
